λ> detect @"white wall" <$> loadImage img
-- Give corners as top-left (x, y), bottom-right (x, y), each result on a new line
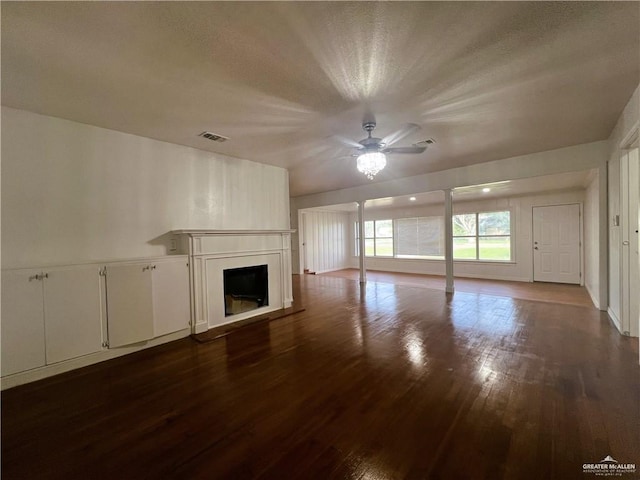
top-left (346, 189), bottom-right (585, 283)
top-left (301, 210), bottom-right (350, 274)
top-left (583, 170), bottom-right (600, 307)
top-left (1, 107), bottom-right (290, 269)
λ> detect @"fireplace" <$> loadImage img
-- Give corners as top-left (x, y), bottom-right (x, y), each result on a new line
top-left (223, 264), bottom-right (269, 316)
top-left (171, 229), bottom-right (293, 333)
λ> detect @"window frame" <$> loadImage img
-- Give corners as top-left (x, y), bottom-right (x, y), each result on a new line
top-left (354, 209), bottom-right (514, 263)
top-left (452, 209), bottom-right (514, 262)
top-left (355, 219), bottom-right (394, 257)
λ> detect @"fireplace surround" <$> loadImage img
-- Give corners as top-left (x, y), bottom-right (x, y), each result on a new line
top-left (171, 229), bottom-right (294, 333)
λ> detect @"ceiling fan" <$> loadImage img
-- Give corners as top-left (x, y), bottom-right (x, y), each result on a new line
top-left (336, 121), bottom-right (432, 180)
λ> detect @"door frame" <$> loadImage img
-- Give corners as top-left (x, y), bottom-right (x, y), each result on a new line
top-left (617, 124), bottom-right (639, 337)
top-left (531, 203), bottom-right (584, 285)
top-left (297, 210), bottom-right (307, 275)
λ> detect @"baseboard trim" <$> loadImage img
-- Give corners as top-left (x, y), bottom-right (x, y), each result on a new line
top-left (358, 266), bottom-right (529, 283)
top-left (314, 266), bottom-right (351, 275)
top-left (607, 307), bottom-right (622, 334)
top-left (585, 283), bottom-right (600, 309)
top-left (453, 273), bottom-right (530, 283)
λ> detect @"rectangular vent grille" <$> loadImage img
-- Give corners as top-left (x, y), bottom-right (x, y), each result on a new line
top-left (416, 138), bottom-right (435, 146)
top-left (199, 131), bottom-right (228, 143)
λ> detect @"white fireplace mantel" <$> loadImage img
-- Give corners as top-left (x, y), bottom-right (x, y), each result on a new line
top-left (171, 229), bottom-right (295, 334)
top-left (172, 229), bottom-right (296, 235)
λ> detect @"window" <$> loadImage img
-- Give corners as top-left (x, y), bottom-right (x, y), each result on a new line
top-left (355, 220), bottom-right (394, 256)
top-left (453, 211), bottom-right (511, 261)
top-left (395, 216), bottom-right (444, 258)
top-left (355, 211), bottom-right (511, 261)
top-left (373, 220), bottom-right (393, 256)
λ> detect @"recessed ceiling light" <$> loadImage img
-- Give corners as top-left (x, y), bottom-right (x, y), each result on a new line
top-left (482, 188), bottom-right (491, 193)
top-left (409, 196), bottom-right (416, 201)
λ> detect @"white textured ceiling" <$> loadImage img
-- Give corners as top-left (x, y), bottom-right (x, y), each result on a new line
top-left (2, 2), bottom-right (638, 196)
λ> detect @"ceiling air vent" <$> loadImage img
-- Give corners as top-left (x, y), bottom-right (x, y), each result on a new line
top-left (198, 131), bottom-right (228, 143)
top-left (415, 138), bottom-right (436, 146)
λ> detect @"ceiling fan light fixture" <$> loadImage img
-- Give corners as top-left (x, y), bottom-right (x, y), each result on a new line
top-left (357, 151), bottom-right (387, 180)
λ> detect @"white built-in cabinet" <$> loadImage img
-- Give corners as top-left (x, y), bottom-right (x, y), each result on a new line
top-left (151, 259), bottom-right (190, 337)
top-left (1, 269), bottom-right (47, 376)
top-left (1, 256), bottom-right (190, 378)
top-left (1, 265), bottom-right (103, 376)
top-left (44, 266), bottom-right (104, 364)
top-left (105, 258), bottom-right (189, 347)
top-left (105, 264), bottom-right (154, 348)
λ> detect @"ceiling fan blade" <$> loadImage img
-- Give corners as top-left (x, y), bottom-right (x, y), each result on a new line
top-left (330, 135), bottom-right (363, 149)
top-left (381, 123), bottom-right (421, 147)
top-left (383, 146), bottom-right (427, 154)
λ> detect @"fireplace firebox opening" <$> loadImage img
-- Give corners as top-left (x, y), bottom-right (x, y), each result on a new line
top-left (223, 264), bottom-right (269, 317)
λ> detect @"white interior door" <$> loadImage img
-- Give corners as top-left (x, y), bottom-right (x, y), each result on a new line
top-left (533, 204), bottom-right (581, 284)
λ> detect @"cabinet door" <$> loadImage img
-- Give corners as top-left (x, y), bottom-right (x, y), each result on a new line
top-left (152, 260), bottom-right (190, 337)
top-left (105, 264), bottom-right (154, 348)
top-left (1, 270), bottom-right (46, 376)
top-left (44, 266), bottom-right (104, 364)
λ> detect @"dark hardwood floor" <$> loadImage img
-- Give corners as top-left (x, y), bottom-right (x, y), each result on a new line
top-left (2, 273), bottom-right (639, 479)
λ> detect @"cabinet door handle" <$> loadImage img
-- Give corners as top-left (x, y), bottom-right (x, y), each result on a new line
top-left (151, 265), bottom-right (157, 270)
top-left (142, 266), bottom-right (150, 272)
top-left (29, 272), bottom-right (48, 281)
